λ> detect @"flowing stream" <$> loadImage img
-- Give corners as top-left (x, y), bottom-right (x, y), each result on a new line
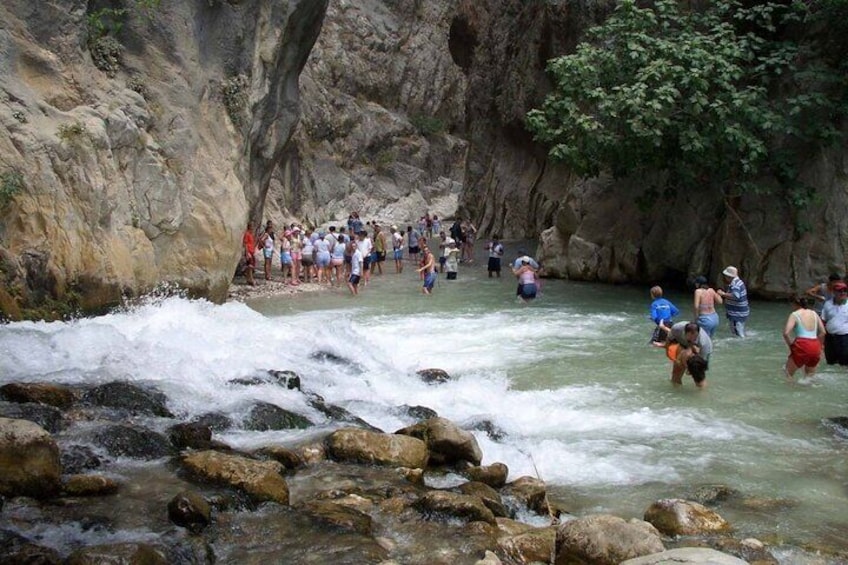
top-left (2, 243), bottom-right (847, 561)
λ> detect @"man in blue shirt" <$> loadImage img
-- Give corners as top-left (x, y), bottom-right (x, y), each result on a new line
top-left (718, 266), bottom-right (750, 338)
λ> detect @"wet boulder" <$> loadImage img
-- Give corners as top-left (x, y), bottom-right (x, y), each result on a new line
top-left (325, 428), bottom-right (428, 468)
top-left (65, 542), bottom-right (168, 565)
top-left (556, 514), bottom-right (665, 565)
top-left (168, 421), bottom-right (217, 450)
top-left (501, 476), bottom-right (551, 516)
top-left (181, 450), bottom-right (290, 505)
top-left (310, 350), bottom-right (363, 372)
top-left (644, 498), bottom-right (732, 536)
top-left (305, 393), bottom-right (380, 431)
top-left (465, 462), bottom-right (509, 489)
top-left (498, 526), bottom-right (557, 565)
top-left (268, 369), bottom-right (302, 390)
top-left (81, 381), bottom-right (174, 418)
top-left (299, 499), bottom-right (373, 535)
top-left (395, 417), bottom-right (482, 466)
top-left (823, 416), bottom-right (848, 439)
top-left (0, 529), bottom-right (62, 564)
top-left (0, 400), bottom-right (64, 433)
top-left (416, 368), bottom-right (451, 384)
top-left (168, 490), bottom-right (212, 533)
top-left (191, 412), bottom-right (233, 431)
top-left (243, 401), bottom-right (314, 430)
top-left (0, 382), bottom-right (77, 408)
top-left (458, 481), bottom-right (509, 518)
top-left (620, 547), bottom-right (748, 564)
top-left (398, 404), bottom-right (439, 421)
top-left (0, 417), bottom-right (62, 498)
top-left (91, 424), bottom-right (177, 459)
top-left (691, 484), bottom-right (740, 505)
top-left (62, 474), bottom-right (120, 497)
top-left (254, 445), bottom-right (305, 471)
top-left (60, 444), bottom-right (102, 474)
top-left (413, 490), bottom-right (497, 525)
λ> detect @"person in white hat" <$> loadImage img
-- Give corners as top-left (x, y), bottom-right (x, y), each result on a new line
top-left (717, 265), bottom-right (750, 337)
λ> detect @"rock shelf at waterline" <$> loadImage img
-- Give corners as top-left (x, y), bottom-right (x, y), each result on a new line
top-left (0, 377), bottom-right (805, 564)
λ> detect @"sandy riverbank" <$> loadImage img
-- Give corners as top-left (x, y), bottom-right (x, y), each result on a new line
top-left (226, 275), bottom-right (331, 302)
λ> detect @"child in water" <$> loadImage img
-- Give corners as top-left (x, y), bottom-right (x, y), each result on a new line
top-left (649, 286), bottom-right (679, 345)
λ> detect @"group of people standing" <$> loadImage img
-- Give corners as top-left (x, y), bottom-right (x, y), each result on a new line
top-left (241, 214), bottom-right (543, 300)
top-left (650, 266), bottom-right (848, 388)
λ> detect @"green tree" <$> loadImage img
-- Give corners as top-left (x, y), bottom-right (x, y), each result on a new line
top-left (526, 0), bottom-right (845, 209)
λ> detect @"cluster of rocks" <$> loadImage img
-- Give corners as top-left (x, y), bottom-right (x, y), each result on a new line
top-left (0, 371), bottom-right (809, 564)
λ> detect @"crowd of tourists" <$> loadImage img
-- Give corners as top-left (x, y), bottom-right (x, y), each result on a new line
top-left (240, 213), bottom-right (540, 299)
top-left (649, 267), bottom-right (848, 389)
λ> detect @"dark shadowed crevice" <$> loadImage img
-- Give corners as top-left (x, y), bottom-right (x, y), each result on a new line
top-left (448, 15), bottom-right (476, 73)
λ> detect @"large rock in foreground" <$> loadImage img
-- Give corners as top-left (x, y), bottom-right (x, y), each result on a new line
top-left (325, 428), bottom-right (429, 468)
top-left (644, 499), bottom-right (731, 536)
top-left (181, 450), bottom-right (289, 505)
top-left (0, 417), bottom-right (62, 498)
top-left (555, 514), bottom-right (665, 565)
top-left (395, 417), bottom-right (482, 466)
top-left (621, 547), bottom-right (748, 565)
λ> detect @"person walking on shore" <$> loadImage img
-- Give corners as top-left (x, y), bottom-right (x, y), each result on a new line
top-left (242, 221), bottom-right (256, 286)
top-left (718, 266), bottom-right (750, 337)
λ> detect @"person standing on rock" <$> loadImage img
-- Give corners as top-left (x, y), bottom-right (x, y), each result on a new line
top-left (717, 266), bottom-right (749, 338)
top-left (242, 221), bottom-right (256, 286)
top-left (821, 281), bottom-right (848, 366)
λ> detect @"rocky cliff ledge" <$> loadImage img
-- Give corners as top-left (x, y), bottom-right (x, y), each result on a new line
top-left (0, 0), bottom-right (327, 319)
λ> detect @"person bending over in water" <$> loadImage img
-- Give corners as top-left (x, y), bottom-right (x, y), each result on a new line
top-left (661, 321), bottom-right (711, 388)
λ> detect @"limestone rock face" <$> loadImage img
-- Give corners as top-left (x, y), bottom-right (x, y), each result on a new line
top-left (555, 514), bottom-right (665, 565)
top-left (0, 417), bottom-right (62, 498)
top-left (268, 0), bottom-right (468, 228)
top-left (0, 0), bottom-right (328, 317)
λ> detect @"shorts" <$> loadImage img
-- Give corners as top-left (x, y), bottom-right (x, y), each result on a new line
top-left (344, 255), bottom-right (352, 265)
top-left (651, 324), bottom-right (670, 344)
top-left (824, 333), bottom-right (848, 366)
top-left (316, 252), bottom-right (330, 267)
top-left (488, 257), bottom-right (501, 272)
top-left (789, 337), bottom-right (822, 368)
top-left (446, 271), bottom-right (457, 280)
top-left (375, 251), bottom-right (386, 263)
top-left (409, 246), bottom-right (420, 255)
top-left (439, 256), bottom-right (447, 266)
top-left (301, 256), bottom-right (314, 267)
top-left (363, 256), bottom-right (371, 270)
top-left (291, 252), bottom-right (302, 262)
top-left (393, 249), bottom-right (403, 261)
top-left (519, 283), bottom-right (537, 300)
top-left (263, 248), bottom-right (273, 259)
top-left (331, 256), bottom-right (344, 266)
top-left (348, 274), bottom-right (361, 287)
top-left (245, 253), bottom-right (256, 268)
top-left (423, 271), bottom-right (437, 290)
top-left (280, 251), bottom-right (292, 265)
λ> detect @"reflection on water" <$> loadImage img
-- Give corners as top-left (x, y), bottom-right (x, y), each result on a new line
top-left (1, 241), bottom-right (847, 557)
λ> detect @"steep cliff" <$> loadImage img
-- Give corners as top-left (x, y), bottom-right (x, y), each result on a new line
top-left (0, 0), bottom-right (327, 319)
top-left (265, 0), bottom-right (468, 229)
top-left (454, 0), bottom-right (848, 295)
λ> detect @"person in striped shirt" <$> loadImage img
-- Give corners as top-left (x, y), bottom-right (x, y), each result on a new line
top-left (718, 265), bottom-right (750, 338)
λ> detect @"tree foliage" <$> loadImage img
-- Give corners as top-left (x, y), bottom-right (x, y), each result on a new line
top-left (526, 0), bottom-right (846, 205)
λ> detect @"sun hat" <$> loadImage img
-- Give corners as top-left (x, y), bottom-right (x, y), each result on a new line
top-left (391, 225), bottom-right (398, 231)
top-left (722, 266), bottom-right (738, 278)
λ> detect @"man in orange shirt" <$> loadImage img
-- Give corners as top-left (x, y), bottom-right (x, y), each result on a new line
top-left (243, 221), bottom-right (257, 286)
